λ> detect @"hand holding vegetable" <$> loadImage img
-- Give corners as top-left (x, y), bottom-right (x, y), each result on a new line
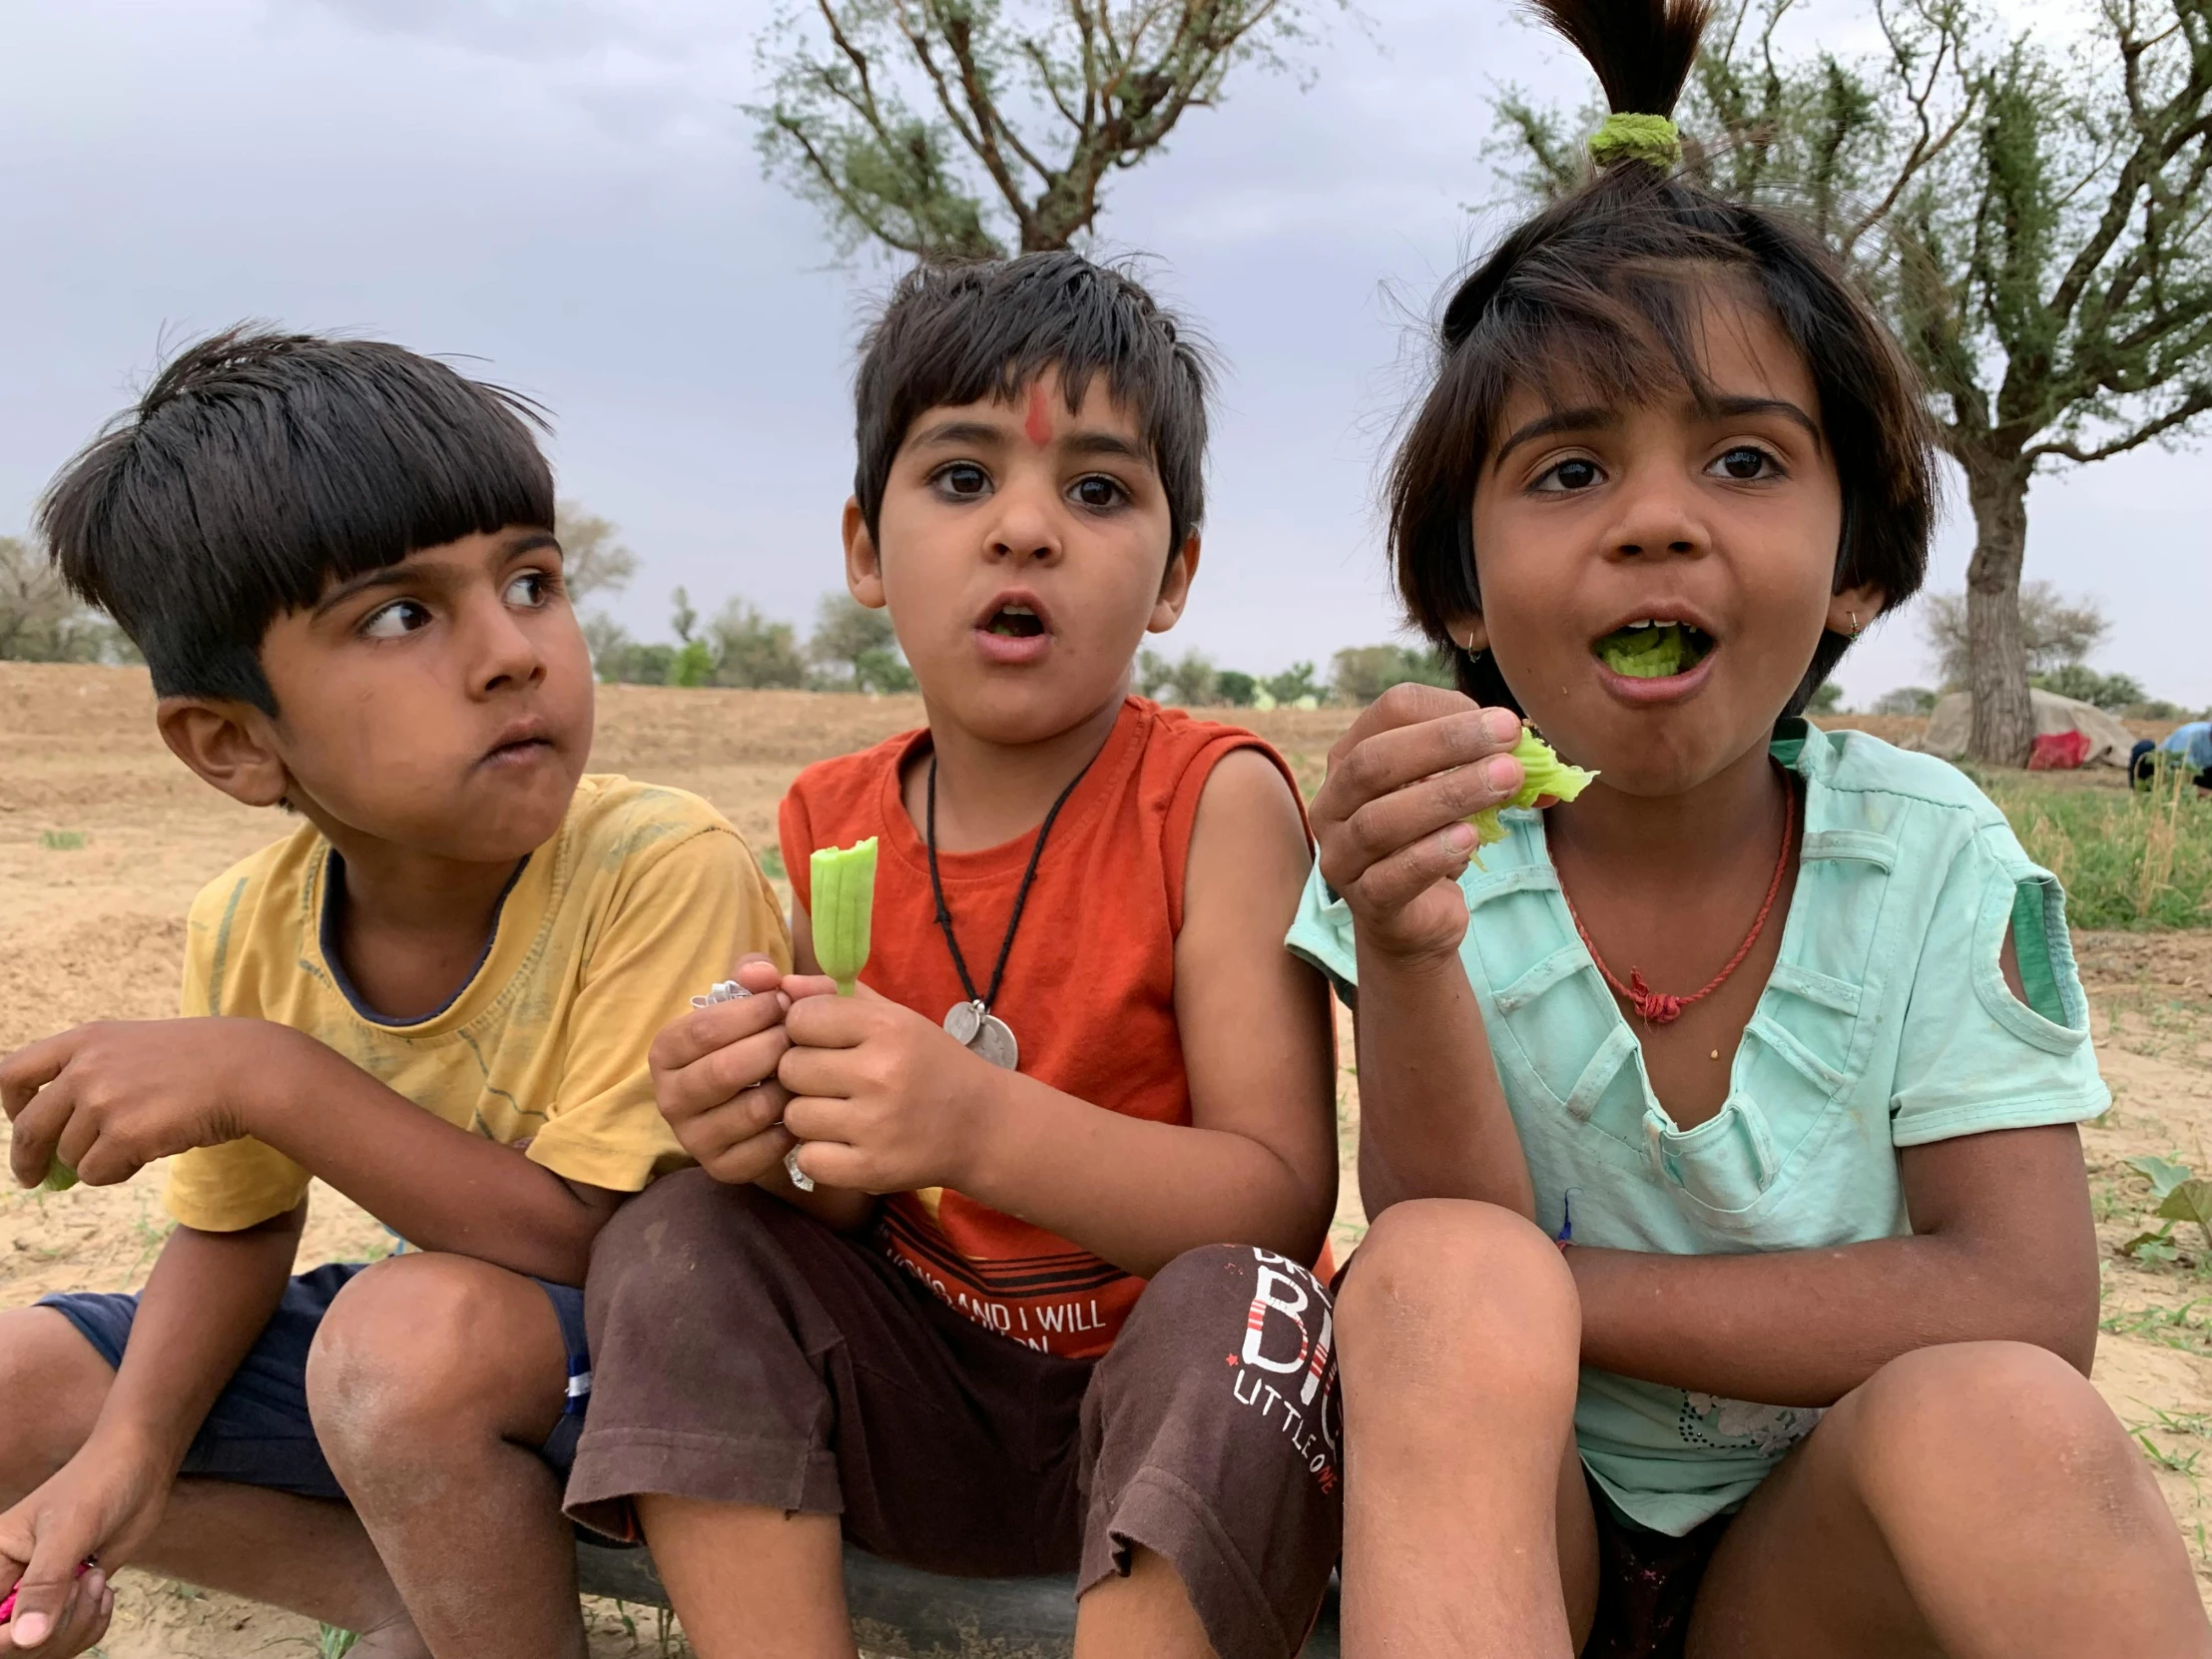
top-left (648, 955), bottom-right (801, 1186)
top-left (1465, 726), bottom-right (1598, 859)
top-left (0, 1019), bottom-right (298, 1192)
top-left (778, 984), bottom-right (1004, 1196)
top-left (1312, 683), bottom-right (1588, 963)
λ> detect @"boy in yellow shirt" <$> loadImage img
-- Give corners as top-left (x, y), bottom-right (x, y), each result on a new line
top-left (0, 329), bottom-right (789, 1658)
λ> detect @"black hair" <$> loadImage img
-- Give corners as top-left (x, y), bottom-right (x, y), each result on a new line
top-left (40, 327), bottom-right (555, 714)
top-left (852, 252), bottom-right (1214, 559)
top-left (1388, 0), bottom-right (1936, 719)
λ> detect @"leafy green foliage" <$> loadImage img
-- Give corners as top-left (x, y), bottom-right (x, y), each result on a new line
top-left (709, 600), bottom-right (809, 689)
top-left (1263, 662), bottom-right (1323, 707)
top-left (808, 593), bottom-right (914, 692)
top-left (1137, 647), bottom-right (1221, 707)
top-left (668, 639), bottom-right (716, 688)
top-left (1330, 643), bottom-right (1454, 705)
top-left (1872, 686), bottom-right (1938, 717)
top-left (2132, 1154), bottom-right (2197, 1203)
top-left (2032, 664), bottom-right (2147, 712)
top-left (2159, 1181), bottom-right (2212, 1254)
top-left (1983, 770), bottom-right (2211, 930)
top-left (748, 0), bottom-right (1342, 258)
top-left (1215, 670), bottom-right (1258, 707)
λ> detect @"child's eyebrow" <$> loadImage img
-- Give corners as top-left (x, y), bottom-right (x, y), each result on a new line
top-left (1060, 430), bottom-right (1150, 465)
top-left (908, 418), bottom-right (1007, 452)
top-left (1707, 395), bottom-right (1824, 446)
top-left (313, 564), bottom-right (428, 618)
top-left (1494, 405), bottom-right (1616, 467)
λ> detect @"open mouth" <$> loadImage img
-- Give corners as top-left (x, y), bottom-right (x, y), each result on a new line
top-left (1593, 619), bottom-right (1716, 680)
top-left (983, 603), bottom-right (1046, 639)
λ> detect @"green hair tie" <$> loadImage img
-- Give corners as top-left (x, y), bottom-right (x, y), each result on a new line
top-left (1589, 112), bottom-right (1682, 171)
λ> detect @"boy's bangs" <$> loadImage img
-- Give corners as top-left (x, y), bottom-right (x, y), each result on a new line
top-left (852, 254), bottom-right (1213, 553)
top-left (50, 333), bottom-right (553, 711)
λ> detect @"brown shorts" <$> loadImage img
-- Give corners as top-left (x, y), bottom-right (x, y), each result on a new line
top-left (566, 1171), bottom-right (1342, 1659)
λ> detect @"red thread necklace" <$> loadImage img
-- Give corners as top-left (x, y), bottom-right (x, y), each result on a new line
top-left (1559, 778), bottom-right (1797, 1026)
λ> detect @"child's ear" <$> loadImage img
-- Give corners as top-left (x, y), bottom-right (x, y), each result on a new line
top-left (1827, 582), bottom-right (1888, 637)
top-left (157, 698), bottom-right (291, 811)
top-left (842, 497), bottom-right (888, 610)
top-left (1146, 531), bottom-right (1202, 634)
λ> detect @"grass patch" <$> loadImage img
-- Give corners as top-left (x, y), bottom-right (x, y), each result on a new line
top-left (38, 830), bottom-right (86, 850)
top-left (1977, 770), bottom-right (2212, 930)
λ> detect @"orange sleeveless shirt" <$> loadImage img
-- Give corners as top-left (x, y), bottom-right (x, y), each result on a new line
top-left (781, 697), bottom-right (1303, 1361)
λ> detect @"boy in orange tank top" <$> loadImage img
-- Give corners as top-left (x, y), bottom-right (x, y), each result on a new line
top-left (565, 254), bottom-right (1345, 1659)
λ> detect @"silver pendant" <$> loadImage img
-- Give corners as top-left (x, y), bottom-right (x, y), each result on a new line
top-left (692, 980), bottom-right (749, 1009)
top-left (784, 1148), bottom-right (816, 1193)
top-left (943, 1001), bottom-right (1019, 1070)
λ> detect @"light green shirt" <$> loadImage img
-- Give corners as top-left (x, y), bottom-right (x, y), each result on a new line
top-left (1288, 723), bottom-right (2108, 1534)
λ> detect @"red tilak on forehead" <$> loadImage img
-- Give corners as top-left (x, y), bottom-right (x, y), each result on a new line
top-left (1023, 382), bottom-right (1054, 447)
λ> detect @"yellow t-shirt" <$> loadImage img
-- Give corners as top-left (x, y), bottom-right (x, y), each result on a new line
top-left (164, 775), bottom-right (791, 1233)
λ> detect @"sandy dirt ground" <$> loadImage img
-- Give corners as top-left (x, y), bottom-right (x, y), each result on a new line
top-left (2, 664), bottom-right (2208, 1654)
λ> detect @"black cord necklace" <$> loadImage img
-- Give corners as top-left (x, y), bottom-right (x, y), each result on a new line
top-left (924, 751), bottom-right (1093, 1070)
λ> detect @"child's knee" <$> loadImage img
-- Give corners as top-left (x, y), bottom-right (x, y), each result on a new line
top-left (306, 1255), bottom-right (556, 1447)
top-left (0, 1309), bottom-right (108, 1490)
top-left (1336, 1200), bottom-right (1579, 1397)
top-left (1849, 1342), bottom-right (2153, 1526)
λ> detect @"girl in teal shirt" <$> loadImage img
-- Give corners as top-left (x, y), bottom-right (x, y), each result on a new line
top-left (1294, 2), bottom-right (2209, 1655)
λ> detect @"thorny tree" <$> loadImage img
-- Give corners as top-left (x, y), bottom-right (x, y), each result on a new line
top-left (1500, 0), bottom-right (2212, 764)
top-left (751, 0), bottom-right (1339, 258)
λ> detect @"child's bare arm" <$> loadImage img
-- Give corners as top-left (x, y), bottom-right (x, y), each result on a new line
top-left (0, 1208), bottom-right (299, 1643)
top-left (2, 1022), bottom-right (620, 1285)
top-left (1309, 687), bottom-right (1540, 1219)
top-left (779, 751), bottom-right (1338, 1275)
top-left (1569, 1122), bottom-right (2097, 1405)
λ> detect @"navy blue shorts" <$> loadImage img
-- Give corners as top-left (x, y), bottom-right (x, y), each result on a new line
top-left (40, 1261), bottom-right (589, 1503)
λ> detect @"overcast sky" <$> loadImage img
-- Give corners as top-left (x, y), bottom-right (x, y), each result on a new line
top-left (4, 0), bottom-right (2203, 709)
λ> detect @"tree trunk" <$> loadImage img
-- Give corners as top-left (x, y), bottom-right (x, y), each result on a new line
top-left (1960, 449), bottom-right (2036, 767)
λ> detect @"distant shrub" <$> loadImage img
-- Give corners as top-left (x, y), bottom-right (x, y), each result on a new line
top-left (1331, 644), bottom-right (1454, 705)
top-left (2031, 664), bottom-right (2145, 711)
top-left (1873, 686), bottom-right (1938, 717)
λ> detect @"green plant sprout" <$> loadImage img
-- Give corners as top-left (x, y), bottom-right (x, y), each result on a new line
top-left (1467, 728), bottom-right (1599, 862)
top-left (2129, 1154), bottom-right (2194, 1202)
top-left (2157, 1179), bottom-right (2212, 1257)
top-left (810, 837), bottom-right (878, 996)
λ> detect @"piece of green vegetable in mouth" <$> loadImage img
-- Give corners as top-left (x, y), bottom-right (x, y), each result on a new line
top-left (1466, 727), bottom-right (1599, 860)
top-left (1595, 620), bottom-right (1713, 680)
top-left (811, 837), bottom-right (879, 996)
